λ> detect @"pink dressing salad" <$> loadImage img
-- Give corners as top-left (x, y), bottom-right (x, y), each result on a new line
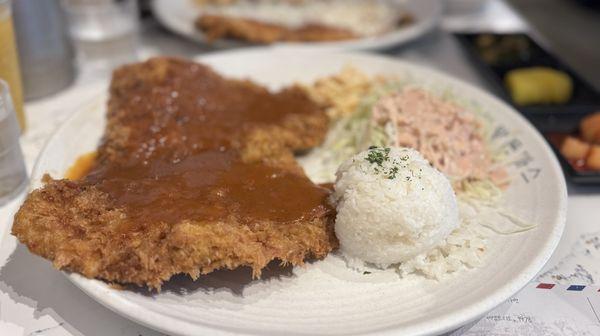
top-left (372, 88), bottom-right (506, 185)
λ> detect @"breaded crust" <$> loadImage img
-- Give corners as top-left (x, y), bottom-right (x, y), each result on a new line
top-left (13, 176), bottom-right (336, 289)
top-left (195, 14), bottom-right (356, 43)
top-left (12, 57), bottom-right (338, 290)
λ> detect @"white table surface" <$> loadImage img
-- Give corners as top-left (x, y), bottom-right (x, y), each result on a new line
top-left (1, 1), bottom-right (599, 335)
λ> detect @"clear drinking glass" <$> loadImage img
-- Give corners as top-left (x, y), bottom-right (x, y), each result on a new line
top-left (0, 79), bottom-right (27, 205)
top-left (62, 0), bottom-right (139, 73)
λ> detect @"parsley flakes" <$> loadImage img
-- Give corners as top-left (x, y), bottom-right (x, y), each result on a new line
top-left (365, 146), bottom-right (402, 180)
top-left (366, 146), bottom-right (390, 166)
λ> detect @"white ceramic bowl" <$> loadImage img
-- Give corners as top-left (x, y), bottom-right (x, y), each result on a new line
top-left (30, 50), bottom-right (567, 336)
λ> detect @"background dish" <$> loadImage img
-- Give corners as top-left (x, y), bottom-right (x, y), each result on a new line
top-left (30, 50), bottom-right (567, 336)
top-left (454, 32), bottom-right (600, 132)
top-left (454, 32), bottom-right (600, 185)
top-left (151, 0), bottom-right (441, 50)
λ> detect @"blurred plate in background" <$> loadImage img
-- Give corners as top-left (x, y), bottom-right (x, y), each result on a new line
top-left (151, 0), bottom-right (441, 50)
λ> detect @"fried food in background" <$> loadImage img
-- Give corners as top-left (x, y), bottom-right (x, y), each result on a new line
top-left (196, 14), bottom-right (355, 43)
top-left (194, 0), bottom-right (306, 6)
top-left (193, 0), bottom-right (411, 44)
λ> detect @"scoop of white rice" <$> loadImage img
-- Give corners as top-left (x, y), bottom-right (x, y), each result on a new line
top-left (332, 146), bottom-right (459, 267)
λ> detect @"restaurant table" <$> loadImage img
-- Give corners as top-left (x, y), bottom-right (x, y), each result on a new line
top-left (1, 1), bottom-right (599, 335)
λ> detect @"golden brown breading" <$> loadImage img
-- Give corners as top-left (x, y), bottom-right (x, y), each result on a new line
top-left (12, 57), bottom-right (338, 290)
top-left (13, 176), bottom-right (336, 289)
top-left (195, 14), bottom-right (356, 44)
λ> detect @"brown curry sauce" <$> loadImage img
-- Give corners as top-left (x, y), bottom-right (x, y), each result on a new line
top-left (67, 59), bottom-right (332, 230)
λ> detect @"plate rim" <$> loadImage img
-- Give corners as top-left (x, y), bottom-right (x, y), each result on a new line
top-left (149, 0), bottom-right (442, 51)
top-left (30, 49), bottom-right (567, 336)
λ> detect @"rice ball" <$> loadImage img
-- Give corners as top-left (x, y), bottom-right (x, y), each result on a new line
top-left (332, 146), bottom-right (459, 266)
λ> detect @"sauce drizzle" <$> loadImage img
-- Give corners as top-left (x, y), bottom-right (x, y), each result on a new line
top-left (72, 58), bottom-right (332, 229)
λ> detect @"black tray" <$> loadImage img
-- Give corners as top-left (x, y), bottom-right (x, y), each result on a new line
top-left (454, 32), bottom-right (600, 133)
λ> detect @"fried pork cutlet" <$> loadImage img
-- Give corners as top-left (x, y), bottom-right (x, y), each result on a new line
top-left (195, 14), bottom-right (356, 43)
top-left (12, 57), bottom-right (338, 290)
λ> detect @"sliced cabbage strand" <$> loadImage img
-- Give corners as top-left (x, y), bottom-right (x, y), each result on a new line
top-left (458, 179), bottom-right (536, 235)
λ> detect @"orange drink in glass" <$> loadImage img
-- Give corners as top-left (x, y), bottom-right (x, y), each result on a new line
top-left (0, 0), bottom-right (25, 131)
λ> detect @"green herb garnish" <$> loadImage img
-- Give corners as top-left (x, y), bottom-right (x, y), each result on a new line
top-left (365, 146), bottom-right (404, 180)
top-left (366, 146), bottom-right (391, 166)
top-left (388, 166), bottom-right (399, 179)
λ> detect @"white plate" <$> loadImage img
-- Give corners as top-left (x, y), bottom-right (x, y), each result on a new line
top-left (30, 50), bottom-right (567, 336)
top-left (150, 0), bottom-right (442, 51)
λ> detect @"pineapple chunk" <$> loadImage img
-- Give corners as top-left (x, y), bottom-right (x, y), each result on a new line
top-left (581, 112), bottom-right (600, 144)
top-left (587, 145), bottom-right (600, 170)
top-left (560, 136), bottom-right (590, 161)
